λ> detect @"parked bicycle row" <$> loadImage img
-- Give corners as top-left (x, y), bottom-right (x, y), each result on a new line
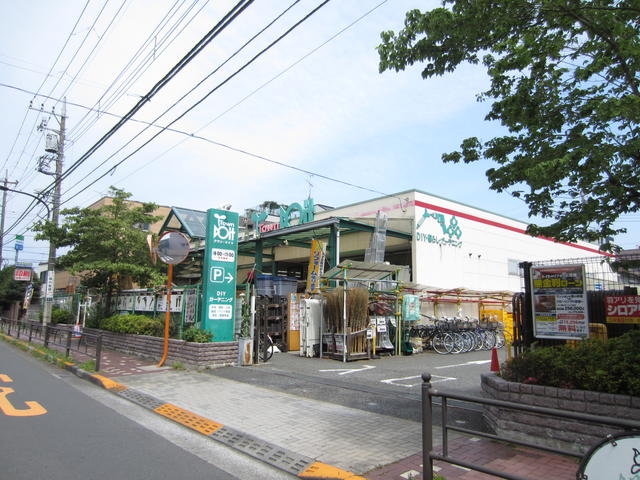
top-left (408, 316), bottom-right (508, 355)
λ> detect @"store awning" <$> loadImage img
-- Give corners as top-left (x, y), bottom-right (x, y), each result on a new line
top-left (323, 260), bottom-right (404, 282)
top-left (237, 217), bottom-right (412, 256)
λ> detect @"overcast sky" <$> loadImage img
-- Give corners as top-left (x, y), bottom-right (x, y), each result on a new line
top-left (1, 0), bottom-right (637, 267)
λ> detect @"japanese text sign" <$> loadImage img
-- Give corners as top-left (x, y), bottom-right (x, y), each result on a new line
top-left (605, 295), bottom-right (640, 324)
top-left (201, 209), bottom-right (239, 341)
top-left (531, 264), bottom-right (589, 340)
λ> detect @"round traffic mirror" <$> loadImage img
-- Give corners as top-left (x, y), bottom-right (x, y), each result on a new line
top-left (157, 231), bottom-right (190, 265)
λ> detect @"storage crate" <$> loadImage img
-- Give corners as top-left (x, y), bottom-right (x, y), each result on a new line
top-left (273, 276), bottom-right (297, 296)
top-left (256, 275), bottom-right (274, 296)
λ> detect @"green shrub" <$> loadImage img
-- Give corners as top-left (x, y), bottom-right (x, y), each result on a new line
top-left (502, 330), bottom-right (640, 395)
top-left (100, 314), bottom-right (163, 337)
top-left (51, 307), bottom-right (74, 325)
top-left (182, 326), bottom-right (213, 343)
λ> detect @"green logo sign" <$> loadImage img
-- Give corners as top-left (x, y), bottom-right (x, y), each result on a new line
top-left (252, 198), bottom-right (315, 233)
top-left (416, 208), bottom-right (462, 247)
top-left (201, 209), bottom-right (239, 341)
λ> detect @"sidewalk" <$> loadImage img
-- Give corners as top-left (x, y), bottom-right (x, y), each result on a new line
top-left (95, 348), bottom-right (579, 480)
top-left (3, 331), bottom-right (580, 479)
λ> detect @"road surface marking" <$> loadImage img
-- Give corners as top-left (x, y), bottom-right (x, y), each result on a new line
top-left (434, 360), bottom-right (491, 369)
top-left (0, 387), bottom-right (47, 416)
top-left (319, 365), bottom-right (375, 375)
top-left (380, 374), bottom-right (456, 388)
top-left (0, 374), bottom-right (12, 383)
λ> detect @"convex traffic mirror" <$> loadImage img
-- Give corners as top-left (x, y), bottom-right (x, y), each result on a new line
top-left (157, 231), bottom-right (190, 265)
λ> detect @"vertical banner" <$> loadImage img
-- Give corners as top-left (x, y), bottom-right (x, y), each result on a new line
top-left (201, 209), bottom-right (239, 341)
top-left (531, 264), bottom-right (589, 339)
top-left (306, 239), bottom-right (326, 294)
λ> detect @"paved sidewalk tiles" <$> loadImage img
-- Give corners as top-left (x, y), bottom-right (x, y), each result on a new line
top-left (2, 332), bottom-right (581, 480)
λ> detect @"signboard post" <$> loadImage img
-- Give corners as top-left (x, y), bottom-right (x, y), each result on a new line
top-left (531, 264), bottom-right (589, 340)
top-left (201, 209), bottom-right (239, 342)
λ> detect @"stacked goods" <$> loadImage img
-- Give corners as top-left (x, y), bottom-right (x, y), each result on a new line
top-left (323, 287), bottom-right (370, 354)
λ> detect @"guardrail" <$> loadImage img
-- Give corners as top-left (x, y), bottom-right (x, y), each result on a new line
top-left (0, 318), bottom-right (103, 371)
top-left (421, 372), bottom-right (640, 480)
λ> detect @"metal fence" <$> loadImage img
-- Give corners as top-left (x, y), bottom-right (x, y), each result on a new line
top-left (0, 318), bottom-right (103, 371)
top-left (421, 373), bottom-right (640, 480)
top-left (514, 253), bottom-right (640, 350)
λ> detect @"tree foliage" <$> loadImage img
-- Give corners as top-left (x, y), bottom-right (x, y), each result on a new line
top-left (34, 187), bottom-right (164, 313)
top-left (378, 0), bottom-right (639, 251)
top-left (0, 267), bottom-right (33, 311)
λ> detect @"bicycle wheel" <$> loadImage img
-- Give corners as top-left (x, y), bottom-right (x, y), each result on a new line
top-left (494, 330), bottom-right (506, 349)
top-left (432, 332), bottom-right (453, 354)
top-left (258, 334), bottom-right (274, 362)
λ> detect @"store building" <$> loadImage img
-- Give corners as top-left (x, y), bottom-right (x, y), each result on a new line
top-left (235, 189), bottom-right (606, 292)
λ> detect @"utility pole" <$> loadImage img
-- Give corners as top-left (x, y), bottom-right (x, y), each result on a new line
top-left (41, 98), bottom-right (66, 326)
top-left (0, 171), bottom-right (19, 269)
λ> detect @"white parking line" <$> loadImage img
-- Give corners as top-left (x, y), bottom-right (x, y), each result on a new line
top-left (318, 365), bottom-right (376, 375)
top-left (380, 374), bottom-right (456, 388)
top-left (434, 360), bottom-right (491, 369)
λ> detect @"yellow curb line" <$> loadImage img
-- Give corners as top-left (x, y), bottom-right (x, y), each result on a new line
top-left (154, 403), bottom-right (223, 435)
top-left (298, 462), bottom-right (367, 480)
top-left (90, 374), bottom-right (128, 392)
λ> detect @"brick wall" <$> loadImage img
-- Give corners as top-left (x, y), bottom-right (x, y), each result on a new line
top-left (481, 372), bottom-right (640, 454)
top-left (85, 328), bottom-right (238, 368)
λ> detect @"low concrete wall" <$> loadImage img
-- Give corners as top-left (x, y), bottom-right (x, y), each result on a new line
top-left (481, 372), bottom-right (640, 454)
top-left (85, 328), bottom-right (238, 368)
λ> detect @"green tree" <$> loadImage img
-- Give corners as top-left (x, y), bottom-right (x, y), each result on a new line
top-left (34, 187), bottom-right (164, 316)
top-left (0, 267), bottom-right (34, 312)
top-left (378, 1), bottom-right (639, 251)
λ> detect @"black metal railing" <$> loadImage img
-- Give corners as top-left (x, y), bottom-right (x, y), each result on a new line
top-left (0, 317), bottom-right (102, 371)
top-left (421, 372), bottom-right (640, 480)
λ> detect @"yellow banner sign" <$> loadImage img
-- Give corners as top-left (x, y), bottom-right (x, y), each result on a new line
top-left (306, 240), bottom-right (326, 294)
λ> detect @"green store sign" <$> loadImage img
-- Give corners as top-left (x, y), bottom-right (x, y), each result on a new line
top-left (252, 198), bottom-right (315, 234)
top-left (201, 208), bottom-right (239, 341)
top-left (416, 208), bottom-right (463, 248)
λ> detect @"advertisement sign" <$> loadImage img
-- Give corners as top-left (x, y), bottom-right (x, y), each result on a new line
top-left (201, 209), bottom-right (239, 341)
top-left (605, 295), bottom-right (640, 324)
top-left (531, 264), bottom-right (589, 339)
top-left (306, 239), bottom-right (326, 294)
top-left (14, 268), bottom-right (31, 282)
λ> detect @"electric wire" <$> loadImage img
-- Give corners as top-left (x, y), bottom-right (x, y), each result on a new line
top-left (68, 0), bottom-right (206, 142)
top-left (0, 0), bottom-right (394, 237)
top-left (63, 0), bottom-right (305, 198)
top-left (44, 0), bottom-right (111, 100)
top-left (1, 0), bottom-right (255, 239)
top-left (0, 0), bottom-right (90, 175)
top-left (47, 0), bottom-right (255, 193)
top-left (54, 0), bottom-right (132, 110)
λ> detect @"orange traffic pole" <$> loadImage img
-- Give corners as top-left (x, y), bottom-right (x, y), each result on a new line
top-left (157, 263), bottom-right (173, 367)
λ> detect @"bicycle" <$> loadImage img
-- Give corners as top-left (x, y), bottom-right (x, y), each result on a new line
top-left (258, 333), bottom-right (274, 362)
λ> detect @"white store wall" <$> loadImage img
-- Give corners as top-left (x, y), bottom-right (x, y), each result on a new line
top-left (319, 190), bottom-right (607, 292)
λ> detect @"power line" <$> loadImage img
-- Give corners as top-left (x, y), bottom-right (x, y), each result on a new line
top-left (43, 0), bottom-right (255, 198)
top-left (68, 0), bottom-right (207, 141)
top-left (0, 0), bottom-right (255, 238)
top-left (63, 0), bottom-right (305, 197)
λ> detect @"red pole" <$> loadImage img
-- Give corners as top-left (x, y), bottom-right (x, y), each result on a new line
top-left (157, 263), bottom-right (173, 367)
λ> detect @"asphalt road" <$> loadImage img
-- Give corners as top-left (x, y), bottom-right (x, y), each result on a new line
top-left (0, 340), bottom-right (291, 480)
top-left (209, 347), bottom-right (505, 429)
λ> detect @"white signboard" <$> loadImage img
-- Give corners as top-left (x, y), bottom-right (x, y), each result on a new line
top-left (531, 264), bottom-right (589, 339)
